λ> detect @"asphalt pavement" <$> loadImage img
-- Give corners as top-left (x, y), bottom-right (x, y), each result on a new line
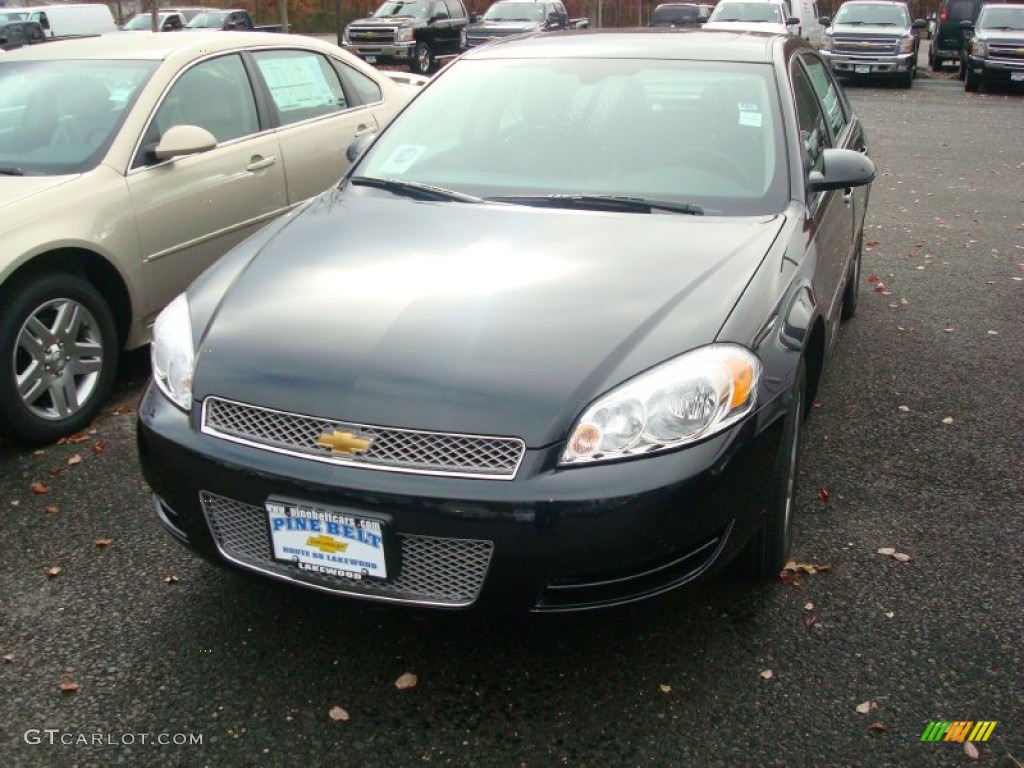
top-left (1, 68), bottom-right (1022, 768)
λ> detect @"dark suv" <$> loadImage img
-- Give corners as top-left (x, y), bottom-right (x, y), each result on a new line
top-left (344, 0), bottom-right (471, 74)
top-left (929, 0), bottom-right (1010, 70)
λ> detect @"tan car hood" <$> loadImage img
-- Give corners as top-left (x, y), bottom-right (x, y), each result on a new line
top-left (0, 175), bottom-right (81, 212)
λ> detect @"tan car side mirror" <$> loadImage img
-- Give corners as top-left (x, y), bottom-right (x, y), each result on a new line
top-left (154, 125), bottom-right (218, 161)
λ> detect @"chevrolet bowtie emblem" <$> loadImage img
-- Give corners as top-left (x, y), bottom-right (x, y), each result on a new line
top-left (306, 534), bottom-right (348, 553)
top-left (316, 430), bottom-right (372, 456)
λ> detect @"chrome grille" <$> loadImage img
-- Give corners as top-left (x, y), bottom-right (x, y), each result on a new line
top-left (989, 41), bottom-right (1024, 63)
top-left (834, 36), bottom-right (899, 55)
top-left (202, 397), bottom-right (525, 479)
top-left (200, 492), bottom-right (493, 607)
top-left (349, 25), bottom-right (397, 45)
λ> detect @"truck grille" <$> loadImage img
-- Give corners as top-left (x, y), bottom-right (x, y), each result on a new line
top-left (989, 40), bottom-right (1024, 63)
top-left (201, 491), bottom-right (494, 607)
top-left (833, 35), bottom-right (899, 55)
top-left (348, 25), bottom-right (398, 45)
top-left (202, 396), bottom-right (526, 479)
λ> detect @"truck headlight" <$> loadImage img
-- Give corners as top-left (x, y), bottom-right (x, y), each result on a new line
top-left (898, 35), bottom-right (914, 53)
top-left (395, 28), bottom-right (413, 42)
top-left (559, 345), bottom-right (761, 466)
top-left (342, 27), bottom-right (351, 44)
top-left (151, 293), bottom-right (195, 411)
top-left (970, 39), bottom-right (987, 56)
top-left (821, 33), bottom-right (834, 51)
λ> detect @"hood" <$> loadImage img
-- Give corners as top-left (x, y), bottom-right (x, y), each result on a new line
top-left (829, 23), bottom-right (908, 36)
top-left (703, 21), bottom-right (790, 33)
top-left (349, 16), bottom-right (420, 27)
top-left (467, 20), bottom-right (542, 35)
top-left (0, 174), bottom-right (81, 214)
top-left (976, 29), bottom-right (1024, 42)
top-left (192, 193), bottom-right (784, 447)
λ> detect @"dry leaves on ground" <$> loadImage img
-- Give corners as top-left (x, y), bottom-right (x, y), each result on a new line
top-left (328, 706), bottom-right (350, 722)
top-left (856, 700), bottom-right (878, 715)
top-left (45, 566), bottom-right (61, 578)
top-left (59, 678), bottom-right (80, 693)
top-left (395, 672), bottom-right (418, 690)
top-left (759, 669), bottom-right (773, 681)
top-left (30, 482), bottom-right (48, 494)
top-left (877, 547), bottom-right (911, 562)
top-left (95, 538), bottom-right (114, 548)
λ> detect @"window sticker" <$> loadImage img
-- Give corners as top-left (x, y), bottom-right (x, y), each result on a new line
top-left (378, 144), bottom-right (426, 174)
top-left (258, 56), bottom-right (335, 111)
top-left (739, 111), bottom-right (763, 128)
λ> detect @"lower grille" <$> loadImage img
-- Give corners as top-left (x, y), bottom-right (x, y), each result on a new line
top-left (349, 26), bottom-right (397, 45)
top-left (989, 42), bottom-right (1024, 63)
top-left (200, 492), bottom-right (494, 607)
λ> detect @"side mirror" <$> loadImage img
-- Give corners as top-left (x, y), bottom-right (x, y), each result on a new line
top-left (912, 19), bottom-right (927, 28)
top-left (469, 11), bottom-right (478, 21)
top-left (818, 15), bottom-right (831, 26)
top-left (346, 132), bottom-right (376, 164)
top-left (153, 124), bottom-right (218, 161)
top-left (786, 16), bottom-right (800, 25)
top-left (808, 148), bottom-right (876, 192)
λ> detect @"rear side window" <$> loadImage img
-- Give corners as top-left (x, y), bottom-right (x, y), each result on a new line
top-left (800, 54), bottom-right (847, 139)
top-left (947, 0), bottom-right (973, 20)
top-left (252, 50), bottom-right (348, 126)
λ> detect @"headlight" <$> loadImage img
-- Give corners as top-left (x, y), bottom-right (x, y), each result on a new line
top-left (151, 293), bottom-right (195, 411)
top-left (560, 345), bottom-right (761, 466)
top-left (970, 39), bottom-right (987, 56)
top-left (395, 28), bottom-right (413, 42)
top-left (898, 35), bottom-right (914, 53)
top-left (821, 34), bottom-right (834, 51)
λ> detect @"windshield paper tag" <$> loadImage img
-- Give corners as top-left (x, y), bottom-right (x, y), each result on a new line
top-left (738, 111), bottom-right (763, 128)
top-left (378, 144), bottom-right (425, 174)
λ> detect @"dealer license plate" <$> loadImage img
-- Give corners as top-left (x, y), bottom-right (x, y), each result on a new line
top-left (266, 498), bottom-right (389, 581)
top-left (854, 65), bottom-right (871, 74)
top-left (1011, 71), bottom-right (1024, 81)
top-left (365, 55), bottom-right (377, 63)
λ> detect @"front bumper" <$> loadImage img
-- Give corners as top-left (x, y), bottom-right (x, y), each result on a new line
top-left (966, 54), bottom-right (1024, 81)
top-left (138, 383), bottom-right (786, 612)
top-left (821, 50), bottom-right (916, 76)
top-left (349, 42), bottom-right (415, 63)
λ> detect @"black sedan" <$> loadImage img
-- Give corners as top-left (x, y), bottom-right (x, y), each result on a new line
top-left (138, 30), bottom-right (875, 612)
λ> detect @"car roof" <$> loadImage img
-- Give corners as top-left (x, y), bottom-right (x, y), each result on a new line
top-left (0, 30), bottom-right (321, 60)
top-left (463, 28), bottom-right (796, 62)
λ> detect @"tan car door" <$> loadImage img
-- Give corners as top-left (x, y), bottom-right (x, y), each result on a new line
top-left (127, 53), bottom-right (288, 318)
top-left (249, 49), bottom-right (380, 204)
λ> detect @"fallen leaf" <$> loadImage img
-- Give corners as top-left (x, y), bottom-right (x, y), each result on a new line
top-left (877, 547), bottom-right (896, 555)
top-left (94, 538), bottom-right (114, 548)
top-left (941, 417), bottom-right (954, 425)
top-left (30, 483), bottom-right (49, 494)
top-left (867, 721), bottom-right (888, 733)
top-left (328, 706), bottom-right (350, 722)
top-left (803, 615), bottom-right (817, 629)
top-left (49, 465), bottom-right (62, 476)
top-left (759, 669), bottom-right (773, 681)
top-left (986, 330), bottom-right (998, 336)
top-left (91, 441), bottom-right (106, 455)
top-left (395, 672), bottom-right (418, 690)
top-left (873, 282), bottom-right (886, 293)
top-left (892, 552), bottom-right (911, 563)
top-left (818, 489), bottom-right (830, 502)
top-left (67, 454), bottom-right (83, 466)
top-left (44, 505), bottom-right (58, 514)
top-left (944, 327), bottom-right (956, 333)
top-left (779, 570), bottom-right (801, 586)
top-left (2, 654), bottom-right (13, 664)
top-left (804, 602), bottom-right (814, 611)
top-left (964, 741), bottom-right (980, 761)
top-left (885, 612), bottom-right (895, 618)
top-left (58, 432), bottom-right (90, 445)
top-left (866, 241), bottom-right (879, 249)
top-left (59, 679), bottom-right (80, 693)
top-left (46, 567), bottom-right (62, 578)
top-left (898, 405), bottom-right (910, 412)
top-left (10, 500), bottom-right (19, 507)
top-left (163, 575), bottom-right (180, 584)
top-left (659, 684), bottom-right (672, 693)
top-left (855, 700), bottom-right (877, 714)
top-left (111, 404), bottom-right (134, 416)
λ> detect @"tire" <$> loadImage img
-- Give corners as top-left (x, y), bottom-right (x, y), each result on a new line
top-left (841, 234), bottom-right (862, 321)
top-left (0, 273), bottom-right (119, 445)
top-left (411, 42), bottom-right (433, 75)
top-left (901, 67), bottom-right (914, 88)
top-left (965, 66), bottom-right (979, 92)
top-left (746, 359), bottom-right (806, 580)
top-left (957, 59), bottom-right (966, 80)
top-left (929, 50), bottom-right (942, 72)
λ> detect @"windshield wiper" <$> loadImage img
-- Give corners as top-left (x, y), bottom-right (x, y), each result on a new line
top-left (349, 176), bottom-right (484, 203)
top-left (486, 194), bottom-right (704, 215)
top-left (0, 166), bottom-right (25, 176)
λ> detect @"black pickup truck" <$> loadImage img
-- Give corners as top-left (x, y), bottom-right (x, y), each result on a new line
top-left (0, 20), bottom-right (47, 50)
top-left (461, 0), bottom-right (588, 50)
top-left (184, 9), bottom-right (283, 32)
top-left (344, 0), bottom-right (471, 74)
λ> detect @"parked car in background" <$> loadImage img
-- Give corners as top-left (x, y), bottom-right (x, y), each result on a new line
top-left (344, 0), bottom-right (471, 74)
top-left (0, 10), bottom-right (29, 23)
top-left (0, 32), bottom-right (424, 444)
top-left (461, 0), bottom-right (586, 50)
top-left (703, 0), bottom-right (801, 35)
top-left (788, 0), bottom-right (824, 46)
top-left (121, 10), bottom-right (201, 32)
top-left (0, 20), bottom-right (47, 49)
top-left (930, 0), bottom-right (1010, 70)
top-left (22, 4), bottom-right (118, 37)
top-left (648, 2), bottom-right (712, 27)
top-left (184, 9), bottom-right (281, 32)
top-left (961, 2), bottom-right (1024, 90)
top-left (138, 29), bottom-right (875, 613)
top-left (819, 0), bottom-right (926, 87)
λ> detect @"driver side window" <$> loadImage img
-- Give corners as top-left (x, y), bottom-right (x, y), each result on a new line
top-left (790, 64), bottom-right (830, 175)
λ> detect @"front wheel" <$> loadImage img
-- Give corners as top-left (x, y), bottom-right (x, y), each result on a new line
top-left (964, 66), bottom-right (980, 92)
top-left (0, 273), bottom-right (119, 444)
top-left (929, 50), bottom-right (942, 72)
top-left (746, 359), bottom-right (806, 580)
top-left (411, 42), bottom-right (433, 75)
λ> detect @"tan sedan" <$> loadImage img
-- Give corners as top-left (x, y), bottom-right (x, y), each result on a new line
top-left (0, 32), bottom-right (423, 443)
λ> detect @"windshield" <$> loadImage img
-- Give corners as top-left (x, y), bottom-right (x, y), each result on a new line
top-left (0, 11), bottom-right (28, 22)
top-left (709, 2), bottom-right (785, 23)
top-left (650, 5), bottom-right (702, 24)
top-left (484, 3), bottom-right (547, 21)
top-left (186, 11), bottom-right (230, 28)
top-left (353, 58), bottom-right (787, 215)
top-left (977, 6), bottom-right (1024, 29)
top-left (123, 13), bottom-right (167, 29)
top-left (373, 0), bottom-right (432, 18)
top-left (833, 3), bottom-right (910, 25)
top-left (0, 60), bottom-right (156, 176)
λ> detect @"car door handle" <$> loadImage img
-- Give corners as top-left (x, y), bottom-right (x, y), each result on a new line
top-left (354, 124), bottom-right (376, 137)
top-left (246, 155), bottom-right (277, 171)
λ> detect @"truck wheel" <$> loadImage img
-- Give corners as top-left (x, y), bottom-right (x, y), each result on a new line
top-left (929, 49), bottom-right (941, 72)
top-left (964, 66), bottom-right (980, 92)
top-left (411, 42), bottom-right (433, 75)
top-left (0, 273), bottom-right (119, 445)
